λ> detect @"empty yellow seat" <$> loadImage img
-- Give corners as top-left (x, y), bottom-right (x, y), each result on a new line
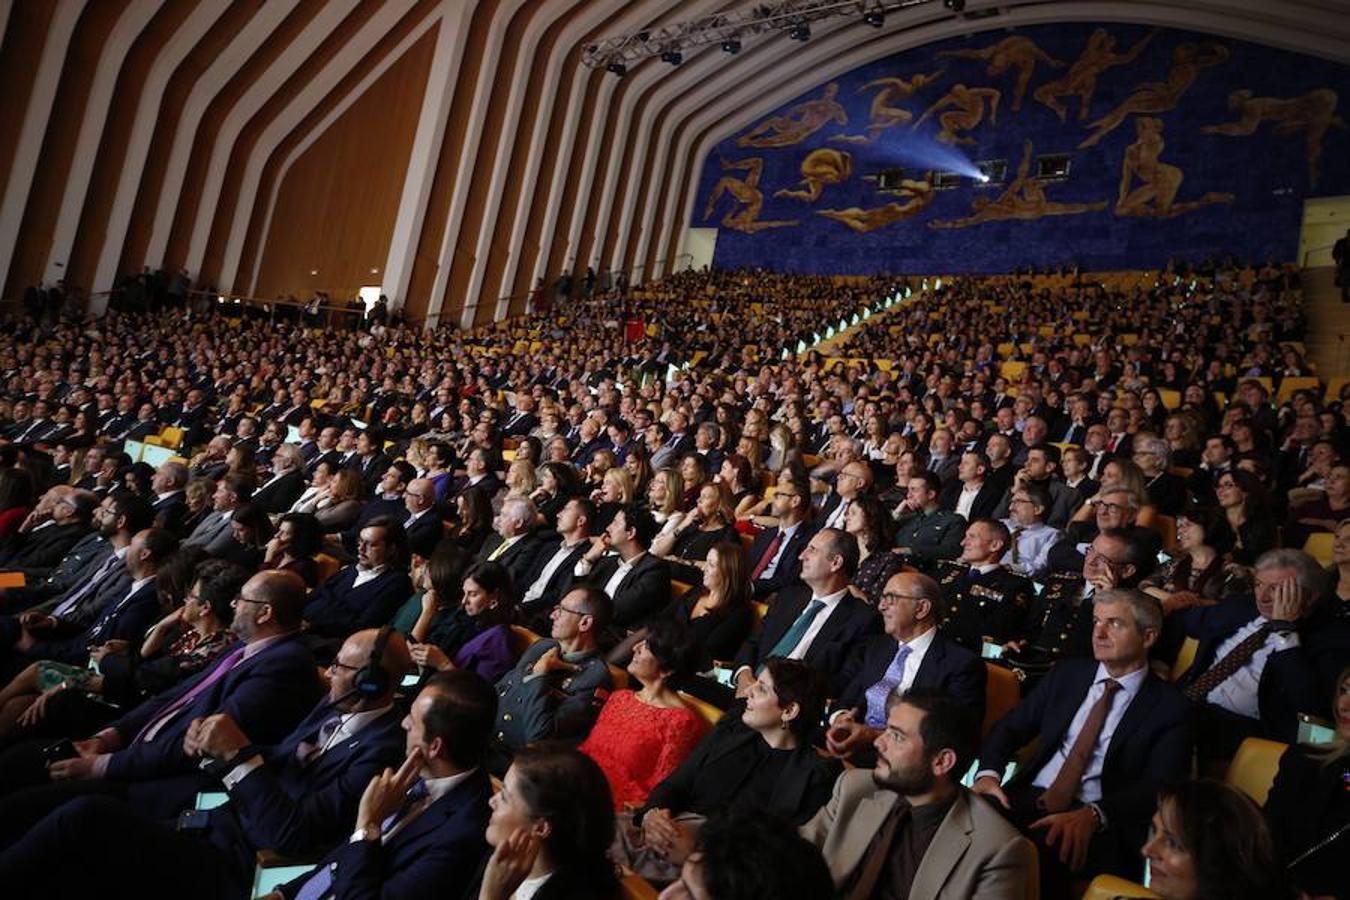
top-left (1224, 736), bottom-right (1287, 805)
top-left (1303, 532), bottom-right (1334, 566)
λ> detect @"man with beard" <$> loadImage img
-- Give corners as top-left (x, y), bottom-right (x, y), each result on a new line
top-left (801, 688), bottom-right (1036, 898)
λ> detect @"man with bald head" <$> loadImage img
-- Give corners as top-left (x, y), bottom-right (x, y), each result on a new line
top-left (818, 460), bottom-right (872, 532)
top-left (0, 628), bottom-right (410, 897)
top-left (401, 477), bottom-right (444, 558)
top-left (0, 571), bottom-right (324, 836)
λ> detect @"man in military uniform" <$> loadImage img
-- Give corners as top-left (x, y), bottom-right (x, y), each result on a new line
top-left (487, 586), bottom-right (614, 774)
top-left (934, 518), bottom-right (1033, 653)
top-left (1003, 528), bottom-right (1155, 687)
top-left (893, 471), bottom-right (967, 570)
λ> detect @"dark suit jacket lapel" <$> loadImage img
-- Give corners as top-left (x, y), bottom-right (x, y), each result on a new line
top-left (389, 769), bottom-right (487, 849)
top-left (1103, 674), bottom-right (1161, 771)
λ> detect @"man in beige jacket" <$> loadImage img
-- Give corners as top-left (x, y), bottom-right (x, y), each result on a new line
top-left (802, 688), bottom-right (1038, 899)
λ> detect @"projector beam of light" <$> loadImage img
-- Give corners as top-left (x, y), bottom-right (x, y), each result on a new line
top-left (857, 132), bottom-right (985, 183)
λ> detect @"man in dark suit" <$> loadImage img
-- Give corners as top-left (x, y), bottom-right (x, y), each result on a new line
top-left (825, 570), bottom-right (986, 764)
top-left (501, 394), bottom-right (539, 437)
top-left (747, 481), bottom-right (813, 600)
top-left (349, 430), bottom-right (392, 495)
top-left (0, 628), bottom-right (410, 898)
top-left (476, 496), bottom-right (539, 588)
top-left (517, 497), bottom-right (594, 627)
top-left (972, 589), bottom-right (1192, 890)
top-left (304, 518), bottom-right (415, 657)
top-left (573, 504), bottom-right (671, 633)
top-left (250, 444), bottom-right (307, 515)
top-left (448, 448), bottom-right (503, 504)
top-left (400, 477), bottom-right (447, 559)
top-left (0, 571), bottom-right (324, 843)
top-left (1176, 548), bottom-right (1328, 755)
top-left (0, 487), bottom-right (97, 572)
top-left (148, 460), bottom-right (190, 536)
top-left (940, 451), bottom-right (1004, 523)
top-left (274, 670), bottom-right (495, 900)
top-left (731, 528), bottom-right (879, 697)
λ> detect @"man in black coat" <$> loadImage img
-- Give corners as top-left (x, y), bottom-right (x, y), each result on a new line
top-left (824, 570), bottom-right (986, 765)
top-left (0, 487), bottom-right (97, 571)
top-left (475, 496), bottom-right (540, 589)
top-left (746, 481), bottom-right (813, 600)
top-left (572, 505), bottom-right (671, 634)
top-left (971, 589), bottom-right (1192, 891)
top-left (731, 528), bottom-right (879, 698)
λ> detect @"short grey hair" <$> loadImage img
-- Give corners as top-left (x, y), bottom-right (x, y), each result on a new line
top-left (500, 496), bottom-right (536, 530)
top-left (159, 461), bottom-right (189, 489)
top-left (1138, 435), bottom-right (1171, 467)
top-left (1094, 588), bottom-right (1163, 635)
top-left (1254, 549), bottom-right (1328, 597)
top-left (1097, 483), bottom-right (1141, 509)
top-left (272, 444), bottom-right (303, 471)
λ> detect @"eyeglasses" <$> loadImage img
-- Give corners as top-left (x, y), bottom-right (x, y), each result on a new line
top-left (232, 595), bottom-right (271, 607)
top-left (879, 592), bottom-right (924, 606)
top-left (328, 660), bottom-right (362, 673)
top-left (1095, 501), bottom-right (1129, 514)
top-left (553, 604), bottom-right (588, 617)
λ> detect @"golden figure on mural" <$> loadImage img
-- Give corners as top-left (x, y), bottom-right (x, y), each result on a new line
top-left (1115, 117), bottom-right (1235, 218)
top-left (830, 71), bottom-right (945, 144)
top-left (704, 156), bottom-right (800, 233)
top-left (1202, 88), bottom-right (1344, 187)
top-left (1033, 28), bottom-right (1157, 122)
top-left (1079, 41), bottom-right (1229, 148)
top-left (937, 36), bottom-right (1063, 112)
top-left (817, 179), bottom-right (936, 233)
top-left (775, 148), bottom-right (854, 202)
top-left (735, 83), bottom-right (848, 148)
top-left (914, 84), bottom-right (1001, 144)
top-left (929, 140), bottom-right (1107, 229)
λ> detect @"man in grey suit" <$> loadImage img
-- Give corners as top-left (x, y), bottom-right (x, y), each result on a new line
top-left (802, 688), bottom-right (1037, 898)
top-left (182, 474), bottom-right (252, 556)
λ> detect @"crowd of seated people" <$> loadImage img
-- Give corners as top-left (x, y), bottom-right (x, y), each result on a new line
top-left (0, 257), bottom-right (1341, 898)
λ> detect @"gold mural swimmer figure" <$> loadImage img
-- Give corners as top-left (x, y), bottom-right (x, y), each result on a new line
top-left (914, 84), bottom-right (1001, 144)
top-left (775, 148), bottom-right (853, 202)
top-left (1079, 41), bottom-right (1230, 148)
top-left (937, 36), bottom-right (1063, 112)
top-left (817, 178), bottom-right (936, 232)
top-left (1202, 88), bottom-right (1345, 186)
top-left (830, 70), bottom-right (945, 144)
top-left (703, 156), bottom-right (801, 233)
top-left (1034, 27), bottom-right (1158, 123)
top-left (734, 83), bottom-right (848, 149)
top-left (1115, 117), bottom-right (1234, 218)
top-left (929, 139), bottom-right (1107, 228)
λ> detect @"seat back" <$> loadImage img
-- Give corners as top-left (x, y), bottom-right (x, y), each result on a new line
top-left (1224, 736), bottom-right (1288, 806)
top-left (983, 662), bottom-right (1020, 736)
top-left (1170, 637), bottom-right (1198, 682)
top-left (1083, 874), bottom-right (1158, 900)
top-left (679, 691), bottom-right (724, 729)
top-left (621, 871), bottom-right (660, 900)
top-left (509, 625), bottom-right (544, 656)
top-left (314, 553), bottom-right (341, 584)
top-left (1303, 532), bottom-right (1334, 567)
top-left (608, 664), bottom-right (630, 691)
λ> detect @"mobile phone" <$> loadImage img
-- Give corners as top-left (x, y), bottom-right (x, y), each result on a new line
top-left (1297, 713), bottom-right (1336, 746)
top-left (175, 808), bottom-right (212, 833)
top-left (41, 738), bottom-right (76, 764)
top-left (981, 641), bottom-right (1005, 660)
top-left (709, 666), bottom-right (736, 688)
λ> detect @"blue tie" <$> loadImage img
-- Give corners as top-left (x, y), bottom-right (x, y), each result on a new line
top-left (864, 644), bottom-right (913, 727)
top-left (293, 779), bottom-right (428, 900)
top-left (763, 599), bottom-right (826, 667)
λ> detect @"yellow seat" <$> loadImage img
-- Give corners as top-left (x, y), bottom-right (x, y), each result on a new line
top-left (144, 434), bottom-right (164, 446)
top-left (983, 663), bottom-right (1020, 737)
top-left (0, 572), bottom-right (25, 589)
top-left (671, 580), bottom-right (696, 599)
top-left (1276, 376), bottom-right (1321, 406)
top-left (1158, 389), bottom-right (1180, 410)
top-left (1170, 637), bottom-right (1198, 681)
top-left (1050, 441), bottom-right (1077, 452)
top-left (1152, 515), bottom-right (1177, 554)
top-left (997, 342), bottom-right (1015, 358)
top-left (1224, 736), bottom-right (1287, 805)
top-left (621, 871), bottom-right (660, 900)
top-left (608, 664), bottom-right (630, 691)
top-left (1072, 333), bottom-right (1092, 346)
top-left (751, 601), bottom-right (768, 629)
top-left (679, 691), bottom-right (723, 729)
top-left (1083, 874), bottom-right (1158, 900)
top-left (159, 426), bottom-right (185, 449)
top-left (1000, 361), bottom-right (1027, 380)
top-left (314, 553), bottom-right (341, 584)
top-left (1121, 334), bottom-right (1140, 346)
top-left (509, 625), bottom-right (543, 655)
top-left (1303, 532), bottom-right (1334, 567)
top-left (1213, 391), bottom-right (1227, 408)
top-left (1324, 376), bottom-right (1348, 403)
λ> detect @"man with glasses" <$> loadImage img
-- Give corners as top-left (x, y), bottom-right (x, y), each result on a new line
top-left (998, 484), bottom-right (1061, 579)
top-left (825, 571), bottom-right (985, 766)
top-left (400, 477), bottom-right (445, 559)
top-left (0, 486), bottom-right (97, 572)
top-left (487, 587), bottom-right (614, 773)
top-left (304, 518), bottom-right (414, 660)
top-left (1044, 483), bottom-right (1147, 576)
top-left (817, 461), bottom-right (870, 532)
top-left (747, 482), bottom-right (813, 601)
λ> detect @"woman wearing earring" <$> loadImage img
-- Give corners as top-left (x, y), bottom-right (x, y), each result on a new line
top-left (477, 745), bottom-right (622, 900)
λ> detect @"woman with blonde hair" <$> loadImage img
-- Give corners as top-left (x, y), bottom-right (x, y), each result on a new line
top-left (593, 467), bottom-right (634, 531)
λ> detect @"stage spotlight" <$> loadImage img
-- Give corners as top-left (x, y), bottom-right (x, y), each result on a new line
top-left (864, 10), bottom-right (885, 27)
top-left (943, 0), bottom-right (965, 11)
top-left (721, 38), bottom-right (742, 54)
top-left (661, 49), bottom-right (683, 65)
top-left (606, 61), bottom-right (627, 76)
top-left (976, 173), bottom-right (990, 183)
top-left (789, 23), bottom-right (811, 41)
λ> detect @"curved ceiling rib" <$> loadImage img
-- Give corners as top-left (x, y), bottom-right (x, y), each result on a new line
top-left (0, 1), bottom-right (85, 298)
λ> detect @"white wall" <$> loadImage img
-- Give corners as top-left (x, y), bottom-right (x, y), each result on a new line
top-left (1301, 196), bottom-right (1350, 267)
top-left (681, 227), bottom-right (718, 273)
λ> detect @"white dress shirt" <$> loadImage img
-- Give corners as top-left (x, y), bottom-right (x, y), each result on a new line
top-left (523, 539), bottom-right (584, 604)
top-left (758, 521), bottom-right (802, 581)
top-left (1204, 616), bottom-right (1300, 720)
top-left (352, 564), bottom-right (388, 589)
top-left (955, 484), bottom-right (982, 520)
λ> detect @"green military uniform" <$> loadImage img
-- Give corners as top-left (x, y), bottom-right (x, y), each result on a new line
top-left (893, 508), bottom-right (967, 569)
top-left (488, 638), bottom-right (613, 773)
top-left (933, 560), bottom-right (1033, 652)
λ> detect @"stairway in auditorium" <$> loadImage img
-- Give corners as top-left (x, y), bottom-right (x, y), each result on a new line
top-left (1303, 266), bottom-right (1350, 378)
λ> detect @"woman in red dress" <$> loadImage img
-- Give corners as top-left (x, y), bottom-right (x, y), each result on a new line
top-left (579, 619), bottom-right (706, 810)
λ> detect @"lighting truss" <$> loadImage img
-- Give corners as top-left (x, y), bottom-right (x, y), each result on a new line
top-left (582, 0), bottom-right (944, 70)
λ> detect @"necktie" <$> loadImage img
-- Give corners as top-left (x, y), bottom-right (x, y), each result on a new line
top-left (750, 530), bottom-right (784, 580)
top-left (864, 644), bottom-right (913, 727)
top-left (846, 800), bottom-right (911, 900)
top-left (1184, 622), bottom-right (1276, 702)
top-left (293, 779), bottom-right (429, 900)
top-left (764, 599), bottom-right (826, 666)
top-left (297, 716), bottom-right (344, 766)
top-left (1039, 679), bottom-right (1122, 813)
top-left (487, 538), bottom-right (511, 561)
top-left (1010, 527), bottom-right (1025, 566)
top-left (135, 645), bottom-right (247, 743)
top-left (50, 551), bottom-right (121, 618)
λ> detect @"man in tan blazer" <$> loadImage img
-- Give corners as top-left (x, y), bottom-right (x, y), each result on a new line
top-left (802, 688), bottom-right (1037, 899)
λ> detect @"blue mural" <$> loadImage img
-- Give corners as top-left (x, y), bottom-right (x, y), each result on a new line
top-left (695, 24), bottom-right (1350, 274)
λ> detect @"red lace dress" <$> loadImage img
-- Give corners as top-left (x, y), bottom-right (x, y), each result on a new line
top-left (578, 689), bottom-right (708, 810)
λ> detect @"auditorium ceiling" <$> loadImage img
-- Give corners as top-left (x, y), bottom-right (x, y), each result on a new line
top-left (0, 0), bottom-right (1345, 327)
